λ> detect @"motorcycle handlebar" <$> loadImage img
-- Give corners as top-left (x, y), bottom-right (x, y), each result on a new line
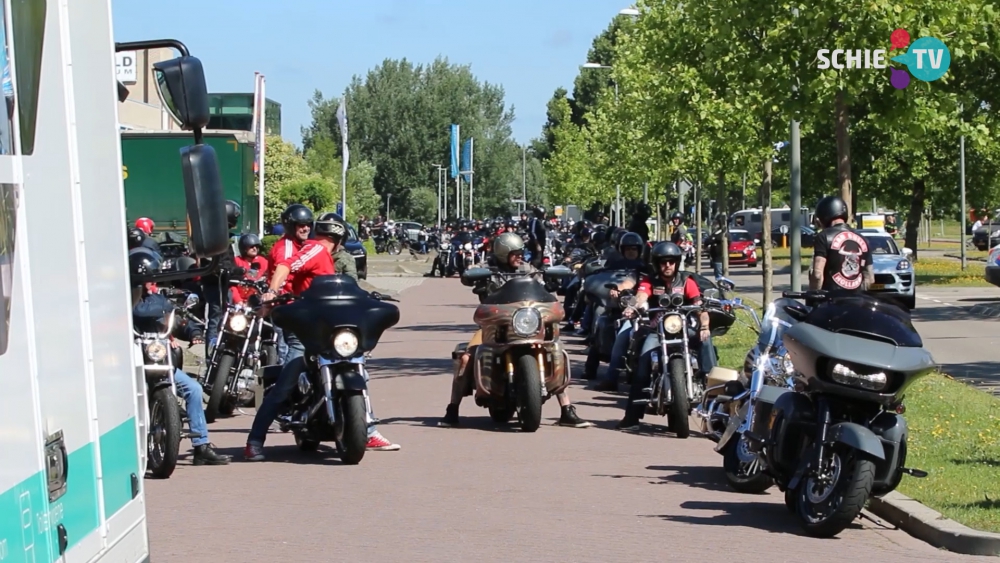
top-left (782, 290), bottom-right (828, 300)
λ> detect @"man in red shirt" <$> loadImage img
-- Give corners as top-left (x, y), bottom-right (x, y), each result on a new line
top-left (267, 204), bottom-right (314, 361)
top-left (245, 214), bottom-right (339, 461)
top-left (618, 241), bottom-right (717, 431)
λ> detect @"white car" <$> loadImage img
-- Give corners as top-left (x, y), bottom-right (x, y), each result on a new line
top-left (858, 229), bottom-right (915, 309)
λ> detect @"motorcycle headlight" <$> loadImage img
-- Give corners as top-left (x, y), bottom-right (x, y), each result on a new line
top-left (464, 243), bottom-right (473, 250)
top-left (511, 307), bottom-right (542, 337)
top-left (228, 313), bottom-right (248, 333)
top-left (830, 362), bottom-right (888, 391)
top-left (332, 330), bottom-right (360, 357)
top-left (897, 260), bottom-right (910, 270)
top-left (144, 340), bottom-right (168, 362)
top-left (663, 314), bottom-right (683, 334)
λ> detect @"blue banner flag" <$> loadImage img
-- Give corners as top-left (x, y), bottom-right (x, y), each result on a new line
top-left (449, 124), bottom-right (460, 178)
top-left (460, 138), bottom-right (473, 180)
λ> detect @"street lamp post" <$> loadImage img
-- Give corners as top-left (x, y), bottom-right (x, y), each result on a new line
top-left (431, 163), bottom-right (445, 228)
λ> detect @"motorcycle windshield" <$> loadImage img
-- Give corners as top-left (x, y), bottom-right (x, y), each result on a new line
top-left (272, 275), bottom-right (400, 354)
top-left (757, 298), bottom-right (802, 350)
top-left (483, 275), bottom-right (556, 305)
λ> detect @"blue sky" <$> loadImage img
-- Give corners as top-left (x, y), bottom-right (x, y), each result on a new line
top-left (112, 0), bottom-right (628, 145)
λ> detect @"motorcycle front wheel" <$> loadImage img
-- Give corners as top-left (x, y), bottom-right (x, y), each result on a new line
top-left (793, 444), bottom-right (876, 538)
top-left (515, 354), bottom-right (543, 432)
top-left (722, 433), bottom-right (774, 494)
top-left (667, 357), bottom-right (690, 438)
top-left (336, 392), bottom-right (368, 465)
top-left (205, 353), bottom-right (235, 423)
top-left (147, 387), bottom-right (181, 479)
top-left (387, 241), bottom-right (402, 255)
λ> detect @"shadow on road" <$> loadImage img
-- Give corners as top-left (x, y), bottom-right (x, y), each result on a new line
top-left (368, 357), bottom-right (452, 378)
top-left (378, 414), bottom-right (530, 433)
top-left (645, 464), bottom-right (735, 493)
top-left (214, 444), bottom-right (351, 466)
top-left (642, 500), bottom-right (803, 535)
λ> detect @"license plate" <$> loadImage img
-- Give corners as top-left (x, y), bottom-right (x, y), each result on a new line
top-left (729, 253), bottom-right (742, 258)
top-left (869, 283), bottom-right (885, 290)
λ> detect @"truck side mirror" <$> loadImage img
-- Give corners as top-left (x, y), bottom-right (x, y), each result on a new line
top-left (182, 145), bottom-right (228, 257)
top-left (152, 56), bottom-right (210, 130)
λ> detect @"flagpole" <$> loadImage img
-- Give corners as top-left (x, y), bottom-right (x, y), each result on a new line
top-left (337, 99), bottom-right (349, 219)
top-left (455, 125), bottom-right (461, 219)
top-left (468, 137), bottom-right (474, 218)
top-left (257, 75), bottom-right (266, 234)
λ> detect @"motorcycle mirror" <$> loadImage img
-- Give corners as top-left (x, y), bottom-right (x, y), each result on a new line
top-left (543, 265), bottom-right (574, 279)
top-left (183, 294), bottom-right (199, 309)
top-left (703, 288), bottom-right (720, 300)
top-left (716, 277), bottom-right (736, 291)
top-left (461, 267), bottom-right (492, 286)
top-left (603, 283), bottom-right (618, 290)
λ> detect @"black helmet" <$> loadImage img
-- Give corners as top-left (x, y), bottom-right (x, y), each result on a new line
top-left (128, 247), bottom-right (161, 281)
top-left (714, 213), bottom-right (727, 225)
top-left (593, 228), bottom-right (607, 247)
top-left (608, 227), bottom-right (624, 248)
top-left (226, 200), bottom-right (241, 229)
top-left (634, 202), bottom-right (652, 218)
top-left (314, 212), bottom-right (347, 240)
top-left (127, 227), bottom-right (145, 249)
top-left (670, 211), bottom-right (683, 222)
top-left (281, 203), bottom-right (314, 229)
top-left (238, 233), bottom-right (262, 255)
top-left (814, 195), bottom-right (849, 227)
top-left (650, 241), bottom-right (683, 266)
top-left (533, 205), bottom-right (545, 219)
top-left (619, 232), bottom-right (643, 253)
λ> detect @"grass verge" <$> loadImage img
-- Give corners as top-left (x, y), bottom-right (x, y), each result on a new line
top-left (914, 258), bottom-right (990, 287)
top-left (712, 308), bottom-right (1000, 533)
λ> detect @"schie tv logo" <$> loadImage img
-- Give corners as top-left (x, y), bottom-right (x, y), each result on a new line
top-left (816, 28), bottom-right (951, 90)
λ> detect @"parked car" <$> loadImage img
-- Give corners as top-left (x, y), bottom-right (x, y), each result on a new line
top-left (345, 223), bottom-right (368, 279)
top-left (859, 229), bottom-right (915, 309)
top-left (972, 227), bottom-right (1000, 251)
top-left (728, 229), bottom-right (758, 267)
top-left (770, 225), bottom-right (816, 247)
top-left (395, 221), bottom-right (424, 243)
top-left (986, 246), bottom-right (1000, 288)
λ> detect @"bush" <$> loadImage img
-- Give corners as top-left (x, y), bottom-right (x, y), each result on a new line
top-left (261, 234), bottom-right (280, 256)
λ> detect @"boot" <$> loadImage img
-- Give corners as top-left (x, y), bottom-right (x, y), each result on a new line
top-left (558, 405), bottom-right (592, 428)
top-left (439, 404), bottom-right (460, 427)
top-left (193, 443), bottom-right (231, 466)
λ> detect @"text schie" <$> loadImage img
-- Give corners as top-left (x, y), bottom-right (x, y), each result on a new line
top-left (816, 49), bottom-right (888, 69)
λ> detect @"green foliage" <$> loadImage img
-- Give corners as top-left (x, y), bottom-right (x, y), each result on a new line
top-left (260, 234), bottom-right (280, 256)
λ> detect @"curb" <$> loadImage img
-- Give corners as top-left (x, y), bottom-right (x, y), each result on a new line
top-left (944, 253), bottom-right (988, 263)
top-left (868, 491), bottom-right (1000, 556)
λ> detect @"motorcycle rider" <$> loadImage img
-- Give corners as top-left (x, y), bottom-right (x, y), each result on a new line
top-left (668, 212), bottom-right (688, 244)
top-left (527, 205), bottom-right (547, 269)
top-left (617, 241), bottom-right (718, 430)
top-left (231, 234), bottom-right (269, 304)
top-left (268, 203), bottom-right (315, 362)
top-left (810, 195), bottom-right (874, 292)
top-left (201, 200), bottom-right (242, 355)
top-left (626, 203), bottom-right (653, 243)
top-left (129, 248), bottom-right (231, 466)
top-left (133, 218), bottom-right (162, 253)
top-left (440, 232), bottom-right (592, 429)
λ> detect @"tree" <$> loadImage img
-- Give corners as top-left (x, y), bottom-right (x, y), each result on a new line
top-left (261, 135), bottom-right (308, 226)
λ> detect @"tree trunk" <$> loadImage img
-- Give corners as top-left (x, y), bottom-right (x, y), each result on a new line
top-left (762, 159), bottom-right (773, 307)
top-left (835, 90), bottom-right (853, 219)
top-left (904, 178), bottom-right (926, 261)
top-left (717, 169), bottom-right (729, 277)
top-left (694, 182), bottom-right (702, 275)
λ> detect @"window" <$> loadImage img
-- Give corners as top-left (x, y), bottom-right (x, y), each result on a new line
top-left (867, 236), bottom-right (899, 255)
top-left (8, 0), bottom-right (46, 155)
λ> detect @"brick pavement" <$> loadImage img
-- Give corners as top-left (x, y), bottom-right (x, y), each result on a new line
top-left (146, 278), bottom-right (990, 562)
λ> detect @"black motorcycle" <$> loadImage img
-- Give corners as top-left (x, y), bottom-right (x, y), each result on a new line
top-left (373, 228), bottom-right (402, 255)
top-left (748, 290), bottom-right (932, 537)
top-left (200, 279), bottom-right (278, 422)
top-left (259, 275), bottom-right (399, 465)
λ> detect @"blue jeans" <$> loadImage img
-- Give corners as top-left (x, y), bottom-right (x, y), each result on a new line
top-left (173, 369), bottom-right (209, 447)
top-left (273, 325), bottom-right (289, 365)
top-left (625, 331), bottom-right (718, 420)
top-left (248, 331), bottom-right (305, 445)
top-left (712, 261), bottom-right (723, 279)
top-left (580, 303), bottom-right (595, 333)
top-left (203, 283), bottom-right (228, 355)
top-left (600, 322), bottom-right (633, 382)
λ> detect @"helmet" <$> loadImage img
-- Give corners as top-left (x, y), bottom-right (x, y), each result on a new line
top-left (532, 205), bottom-right (545, 219)
top-left (238, 233), bottom-right (262, 255)
top-left (608, 227), bottom-right (624, 248)
top-left (670, 212), bottom-right (683, 222)
top-left (493, 232), bottom-right (525, 264)
top-left (225, 200), bottom-right (241, 229)
top-left (127, 227), bottom-right (145, 249)
top-left (634, 202), bottom-right (652, 218)
top-left (618, 232), bottom-right (643, 253)
top-left (593, 228), bottom-right (607, 247)
top-left (270, 224), bottom-right (285, 236)
top-left (650, 241), bottom-right (683, 266)
top-left (135, 217), bottom-right (154, 235)
top-left (128, 247), bottom-right (161, 281)
top-left (281, 204), bottom-right (314, 229)
top-left (814, 195), bottom-right (849, 227)
top-left (314, 212), bottom-right (347, 240)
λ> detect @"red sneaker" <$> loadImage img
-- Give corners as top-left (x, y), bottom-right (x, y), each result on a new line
top-left (365, 431), bottom-right (400, 451)
top-left (243, 443), bottom-right (265, 461)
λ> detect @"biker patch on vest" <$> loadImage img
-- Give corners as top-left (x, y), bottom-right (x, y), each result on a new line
top-left (829, 230), bottom-right (869, 290)
top-left (652, 287), bottom-right (665, 295)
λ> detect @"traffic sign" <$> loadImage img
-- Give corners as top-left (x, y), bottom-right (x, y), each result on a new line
top-left (336, 202), bottom-right (344, 216)
top-left (780, 225), bottom-right (789, 234)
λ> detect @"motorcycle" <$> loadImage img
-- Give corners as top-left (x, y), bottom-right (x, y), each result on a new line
top-left (257, 275), bottom-right (399, 464)
top-left (373, 228), bottom-right (403, 255)
top-left (136, 292), bottom-right (199, 479)
top-left (200, 279), bottom-right (279, 422)
top-left (582, 269), bottom-right (640, 379)
top-left (747, 290), bottom-right (932, 537)
top-left (697, 296), bottom-right (798, 493)
top-left (434, 235), bottom-right (457, 277)
top-left (458, 265), bottom-right (575, 431)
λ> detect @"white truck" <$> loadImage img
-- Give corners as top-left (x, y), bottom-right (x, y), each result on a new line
top-left (0, 1), bottom-right (229, 561)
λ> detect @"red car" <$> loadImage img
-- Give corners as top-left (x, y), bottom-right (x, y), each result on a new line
top-left (728, 229), bottom-right (758, 267)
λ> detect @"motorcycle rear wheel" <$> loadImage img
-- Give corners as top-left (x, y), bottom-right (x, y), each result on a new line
top-left (147, 388), bottom-right (181, 479)
top-left (667, 357), bottom-right (690, 438)
top-left (794, 445), bottom-right (876, 538)
top-left (336, 392), bottom-right (368, 465)
top-left (205, 353), bottom-right (235, 423)
top-left (515, 354), bottom-right (543, 432)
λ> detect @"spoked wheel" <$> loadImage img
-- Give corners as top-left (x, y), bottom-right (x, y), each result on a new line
top-left (667, 357), bottom-right (690, 438)
top-left (335, 392), bottom-right (368, 465)
top-left (515, 354), bottom-right (543, 432)
top-left (387, 241), bottom-right (402, 255)
top-left (723, 433), bottom-right (774, 494)
top-left (793, 445), bottom-right (876, 538)
top-left (147, 388), bottom-right (181, 479)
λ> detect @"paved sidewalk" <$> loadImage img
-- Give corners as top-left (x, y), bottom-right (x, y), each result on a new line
top-left (145, 278), bottom-right (991, 562)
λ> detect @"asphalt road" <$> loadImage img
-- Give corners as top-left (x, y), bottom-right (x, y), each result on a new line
top-left (715, 261), bottom-right (1000, 391)
top-left (148, 276), bottom-right (992, 562)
